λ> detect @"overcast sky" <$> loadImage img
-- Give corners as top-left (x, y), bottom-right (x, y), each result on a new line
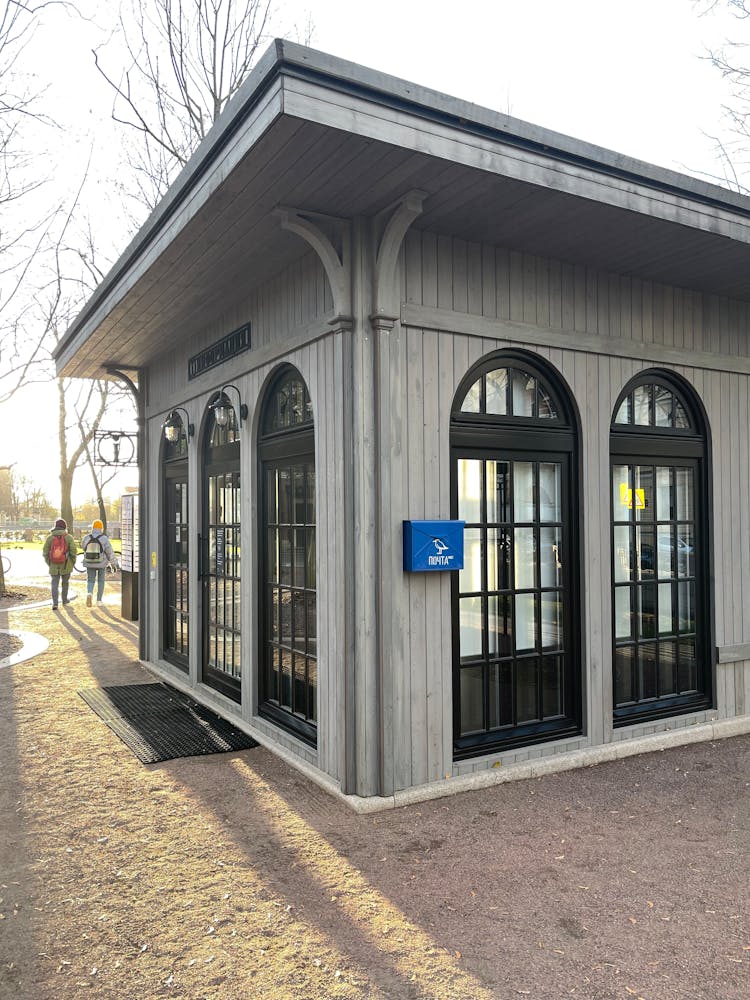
top-left (3, 0), bottom-right (745, 506)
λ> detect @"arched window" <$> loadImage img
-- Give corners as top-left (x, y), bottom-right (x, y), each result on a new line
top-left (450, 353), bottom-right (581, 758)
top-left (258, 367), bottom-right (317, 746)
top-left (610, 372), bottom-right (712, 724)
top-left (201, 397), bottom-right (242, 701)
top-left (162, 416), bottom-right (189, 669)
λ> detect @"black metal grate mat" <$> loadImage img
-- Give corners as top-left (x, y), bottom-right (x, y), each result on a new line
top-left (78, 682), bottom-right (259, 763)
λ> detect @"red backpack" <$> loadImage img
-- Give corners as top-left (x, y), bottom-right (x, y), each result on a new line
top-left (49, 534), bottom-right (68, 565)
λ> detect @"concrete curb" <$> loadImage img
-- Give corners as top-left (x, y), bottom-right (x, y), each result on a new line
top-left (0, 629), bottom-right (50, 669)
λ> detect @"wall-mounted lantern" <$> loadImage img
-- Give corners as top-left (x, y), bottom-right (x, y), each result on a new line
top-left (161, 407), bottom-right (195, 443)
top-left (211, 384), bottom-right (248, 428)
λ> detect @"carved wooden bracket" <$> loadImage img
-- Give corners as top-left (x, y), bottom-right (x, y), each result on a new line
top-left (371, 189), bottom-right (427, 324)
top-left (275, 207), bottom-right (353, 329)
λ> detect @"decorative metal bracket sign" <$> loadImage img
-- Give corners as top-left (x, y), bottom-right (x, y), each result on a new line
top-left (188, 323), bottom-right (251, 381)
top-left (95, 430), bottom-right (138, 467)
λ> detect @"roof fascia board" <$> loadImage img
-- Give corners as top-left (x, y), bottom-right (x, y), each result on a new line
top-left (275, 41), bottom-right (750, 216)
top-left (282, 76), bottom-right (750, 245)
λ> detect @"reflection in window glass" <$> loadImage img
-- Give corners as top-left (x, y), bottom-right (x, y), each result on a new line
top-left (513, 462), bottom-right (535, 522)
top-left (539, 463), bottom-right (561, 522)
top-left (633, 384), bottom-right (651, 425)
top-left (511, 370), bottom-right (535, 417)
top-left (485, 369), bottom-right (507, 414)
top-left (514, 528), bottom-right (535, 589)
top-left (460, 596), bottom-right (483, 658)
top-left (515, 594), bottom-right (536, 650)
top-left (462, 377), bottom-right (482, 413)
top-left (486, 462), bottom-right (510, 523)
top-left (654, 386), bottom-right (672, 427)
top-left (656, 466), bottom-right (672, 521)
top-left (459, 528), bottom-right (483, 595)
top-left (458, 459), bottom-right (482, 523)
top-left (460, 665), bottom-right (485, 735)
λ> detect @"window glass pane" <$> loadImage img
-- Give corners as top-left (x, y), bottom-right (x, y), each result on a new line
top-left (516, 658), bottom-right (539, 722)
top-left (614, 395), bottom-right (631, 425)
top-left (485, 369), bottom-right (508, 415)
top-left (614, 525), bottom-right (632, 583)
top-left (678, 638), bottom-right (697, 692)
top-left (488, 594), bottom-right (513, 657)
top-left (613, 464), bottom-right (632, 521)
top-left (460, 665), bottom-right (484, 734)
top-left (461, 377), bottom-right (482, 413)
top-left (460, 527), bottom-right (483, 594)
top-left (459, 596), bottom-right (483, 659)
top-left (657, 525), bottom-right (673, 578)
top-left (540, 527), bottom-right (562, 587)
top-left (638, 585), bottom-right (656, 638)
top-left (677, 525), bottom-right (694, 578)
top-left (636, 526), bottom-right (655, 580)
top-left (678, 581), bottom-right (696, 633)
top-left (513, 462), bottom-right (535, 522)
top-left (308, 658), bottom-right (317, 721)
top-left (633, 384), bottom-right (651, 425)
top-left (486, 462), bottom-right (510, 523)
top-left (540, 593), bottom-right (563, 650)
top-left (539, 463), bottom-right (561, 522)
top-left (673, 399), bottom-right (690, 429)
top-left (511, 369), bottom-right (535, 417)
top-left (488, 663), bottom-right (513, 729)
top-left (659, 640), bottom-right (677, 695)
top-left (542, 656), bottom-right (563, 717)
top-left (634, 465), bottom-right (654, 522)
top-left (514, 594), bottom-right (536, 651)
top-left (675, 468), bottom-right (694, 521)
top-left (514, 528), bottom-right (535, 589)
top-left (654, 386), bottom-right (673, 427)
top-left (658, 582), bottom-right (674, 634)
top-left (488, 528), bottom-right (511, 592)
top-left (537, 384), bottom-right (557, 419)
top-left (640, 643), bottom-right (657, 699)
top-left (656, 467), bottom-right (672, 521)
top-left (615, 586), bottom-right (632, 639)
top-left (458, 459), bottom-right (482, 523)
top-left (615, 646), bottom-right (635, 705)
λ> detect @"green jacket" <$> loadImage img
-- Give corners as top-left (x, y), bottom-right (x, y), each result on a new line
top-left (43, 529), bottom-right (78, 576)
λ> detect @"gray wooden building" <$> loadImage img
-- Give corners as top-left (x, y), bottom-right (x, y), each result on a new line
top-left (55, 41), bottom-right (750, 808)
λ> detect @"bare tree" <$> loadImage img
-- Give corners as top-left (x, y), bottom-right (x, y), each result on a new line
top-left (93, 0), bottom-right (312, 213)
top-left (698, 0), bottom-right (750, 191)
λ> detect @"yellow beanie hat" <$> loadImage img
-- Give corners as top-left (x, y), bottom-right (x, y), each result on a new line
top-left (92, 519), bottom-right (104, 531)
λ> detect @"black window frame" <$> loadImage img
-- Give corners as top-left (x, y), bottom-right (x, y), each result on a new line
top-left (200, 397), bottom-right (242, 703)
top-left (258, 366), bottom-right (317, 748)
top-left (161, 419), bottom-right (190, 671)
top-left (610, 370), bottom-right (714, 726)
top-left (450, 351), bottom-right (583, 760)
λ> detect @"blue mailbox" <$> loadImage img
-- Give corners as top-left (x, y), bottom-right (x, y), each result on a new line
top-left (403, 520), bottom-right (465, 572)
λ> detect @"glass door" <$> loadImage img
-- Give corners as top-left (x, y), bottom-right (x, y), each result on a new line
top-left (453, 450), bottom-right (577, 756)
top-left (164, 471), bottom-right (189, 668)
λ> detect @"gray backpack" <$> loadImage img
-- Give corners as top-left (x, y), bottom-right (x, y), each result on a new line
top-left (84, 533), bottom-right (103, 564)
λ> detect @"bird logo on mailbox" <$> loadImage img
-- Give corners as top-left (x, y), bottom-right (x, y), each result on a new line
top-left (403, 520), bottom-right (465, 572)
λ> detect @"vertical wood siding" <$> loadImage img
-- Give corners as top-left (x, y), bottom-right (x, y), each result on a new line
top-left (387, 231), bottom-right (750, 790)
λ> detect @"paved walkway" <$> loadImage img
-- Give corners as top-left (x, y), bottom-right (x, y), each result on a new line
top-left (0, 596), bottom-right (748, 999)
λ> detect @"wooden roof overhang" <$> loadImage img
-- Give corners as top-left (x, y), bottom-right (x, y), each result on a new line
top-left (55, 40), bottom-right (750, 379)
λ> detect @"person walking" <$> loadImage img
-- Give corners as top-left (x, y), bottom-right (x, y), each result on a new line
top-left (43, 518), bottom-right (78, 610)
top-left (81, 519), bottom-right (119, 606)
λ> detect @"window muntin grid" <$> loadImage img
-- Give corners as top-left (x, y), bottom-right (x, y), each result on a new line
top-left (459, 366), bottom-right (559, 420)
top-left (164, 475), bottom-right (189, 667)
top-left (457, 457), bottom-right (567, 738)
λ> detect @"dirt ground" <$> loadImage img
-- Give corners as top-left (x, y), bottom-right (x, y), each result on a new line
top-left (1, 588), bottom-right (749, 1000)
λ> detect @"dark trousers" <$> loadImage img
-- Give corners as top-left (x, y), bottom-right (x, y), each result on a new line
top-left (51, 574), bottom-right (70, 606)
